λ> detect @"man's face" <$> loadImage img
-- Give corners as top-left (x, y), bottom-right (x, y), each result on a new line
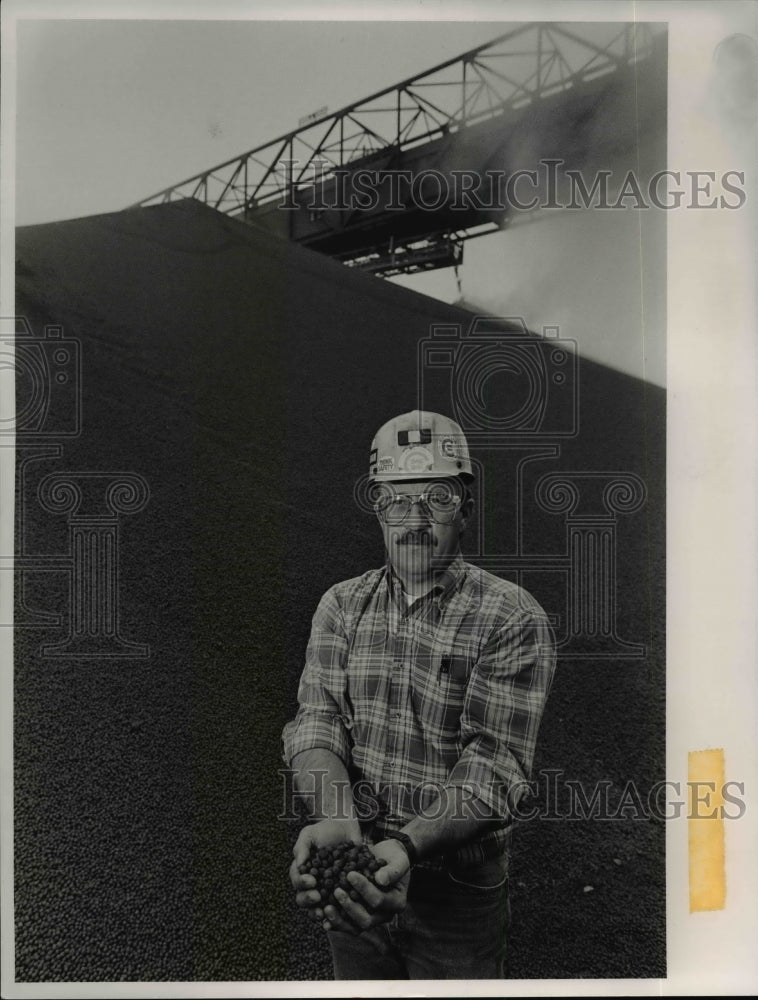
top-left (374, 477), bottom-right (473, 589)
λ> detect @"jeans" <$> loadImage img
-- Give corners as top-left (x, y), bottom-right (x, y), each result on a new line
top-left (326, 853), bottom-right (510, 980)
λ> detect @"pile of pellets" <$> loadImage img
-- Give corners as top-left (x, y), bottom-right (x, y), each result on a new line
top-left (298, 841), bottom-right (388, 913)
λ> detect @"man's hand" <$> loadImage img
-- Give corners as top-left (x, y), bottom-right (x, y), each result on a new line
top-left (289, 819), bottom-right (362, 923)
top-left (322, 837), bottom-right (411, 935)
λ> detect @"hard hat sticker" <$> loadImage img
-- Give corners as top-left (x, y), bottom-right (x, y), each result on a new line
top-left (377, 456), bottom-right (395, 473)
top-left (398, 428), bottom-right (432, 446)
top-left (438, 435), bottom-right (464, 460)
top-left (398, 445), bottom-right (434, 474)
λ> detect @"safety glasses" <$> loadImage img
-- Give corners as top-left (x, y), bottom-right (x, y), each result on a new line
top-left (373, 487), bottom-right (462, 525)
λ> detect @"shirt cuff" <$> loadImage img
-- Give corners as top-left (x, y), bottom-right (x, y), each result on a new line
top-left (282, 712), bottom-right (352, 768)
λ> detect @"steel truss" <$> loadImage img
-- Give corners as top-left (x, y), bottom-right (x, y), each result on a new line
top-left (132, 22), bottom-right (660, 274)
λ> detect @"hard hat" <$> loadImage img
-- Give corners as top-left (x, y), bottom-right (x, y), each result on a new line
top-left (369, 410), bottom-right (473, 481)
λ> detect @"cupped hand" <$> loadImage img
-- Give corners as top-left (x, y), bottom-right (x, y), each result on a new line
top-left (322, 837), bottom-right (411, 934)
top-left (289, 818), bottom-right (362, 914)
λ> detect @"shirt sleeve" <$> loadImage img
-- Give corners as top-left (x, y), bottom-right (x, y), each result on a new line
top-left (443, 606), bottom-right (557, 820)
top-left (281, 586), bottom-right (353, 767)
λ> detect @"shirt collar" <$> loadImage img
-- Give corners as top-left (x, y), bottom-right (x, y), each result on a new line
top-left (385, 553), bottom-right (467, 608)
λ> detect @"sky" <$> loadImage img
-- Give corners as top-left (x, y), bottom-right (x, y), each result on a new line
top-left (12, 15), bottom-right (525, 305)
top-left (14, 18), bottom-right (515, 227)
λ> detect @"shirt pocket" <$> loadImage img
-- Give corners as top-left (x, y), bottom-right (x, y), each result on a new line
top-left (411, 643), bottom-right (475, 737)
top-left (440, 650), bottom-right (472, 683)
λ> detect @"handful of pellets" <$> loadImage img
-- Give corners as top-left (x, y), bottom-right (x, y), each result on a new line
top-left (299, 841), bottom-right (388, 909)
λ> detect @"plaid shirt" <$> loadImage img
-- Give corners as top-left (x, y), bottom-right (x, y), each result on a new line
top-left (282, 555), bottom-right (556, 866)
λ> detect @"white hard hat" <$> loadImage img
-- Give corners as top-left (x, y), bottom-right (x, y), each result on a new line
top-left (368, 410), bottom-right (473, 481)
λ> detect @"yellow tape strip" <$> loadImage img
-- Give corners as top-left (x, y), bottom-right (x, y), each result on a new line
top-left (688, 748), bottom-right (726, 912)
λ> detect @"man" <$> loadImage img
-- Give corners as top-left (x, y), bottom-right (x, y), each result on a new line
top-left (283, 410), bottom-right (556, 980)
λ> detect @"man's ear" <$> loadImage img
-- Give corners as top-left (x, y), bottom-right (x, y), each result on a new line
top-left (458, 493), bottom-right (475, 531)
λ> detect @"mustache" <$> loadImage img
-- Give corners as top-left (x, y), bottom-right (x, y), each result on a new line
top-left (395, 529), bottom-right (434, 545)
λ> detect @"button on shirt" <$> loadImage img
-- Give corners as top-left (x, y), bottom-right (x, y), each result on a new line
top-left (282, 555), bottom-right (557, 866)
